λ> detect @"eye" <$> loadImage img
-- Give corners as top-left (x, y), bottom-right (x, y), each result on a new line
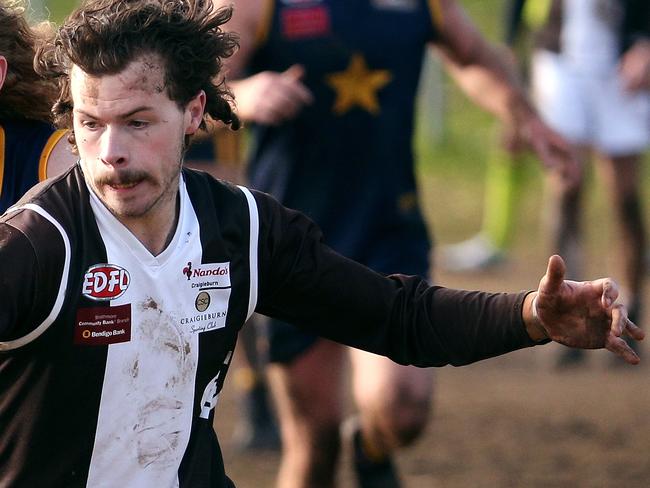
top-left (129, 120), bottom-right (149, 129)
top-left (81, 120), bottom-right (99, 130)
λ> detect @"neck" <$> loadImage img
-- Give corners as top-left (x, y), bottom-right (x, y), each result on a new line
top-left (119, 190), bottom-right (180, 256)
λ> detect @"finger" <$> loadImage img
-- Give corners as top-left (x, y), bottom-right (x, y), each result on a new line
top-left (282, 65), bottom-right (314, 104)
top-left (625, 319), bottom-right (645, 341)
top-left (539, 255), bottom-right (566, 296)
top-left (610, 303), bottom-right (626, 337)
top-left (598, 279), bottom-right (619, 309)
top-left (283, 64), bottom-right (306, 81)
top-left (605, 335), bottom-right (641, 365)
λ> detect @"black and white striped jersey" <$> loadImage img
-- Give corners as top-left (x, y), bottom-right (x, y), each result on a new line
top-left (0, 165), bottom-right (537, 487)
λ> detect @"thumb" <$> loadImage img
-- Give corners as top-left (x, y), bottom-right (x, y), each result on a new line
top-left (540, 255), bottom-right (566, 296)
top-left (282, 64), bottom-right (306, 81)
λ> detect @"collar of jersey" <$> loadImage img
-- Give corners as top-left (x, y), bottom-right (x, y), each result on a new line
top-left (86, 174), bottom-right (187, 268)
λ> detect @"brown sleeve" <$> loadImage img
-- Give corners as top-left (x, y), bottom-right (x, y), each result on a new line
top-left (0, 218), bottom-right (65, 341)
top-left (253, 190), bottom-right (539, 367)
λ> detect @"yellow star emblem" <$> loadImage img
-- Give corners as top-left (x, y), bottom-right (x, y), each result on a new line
top-left (326, 54), bottom-right (392, 115)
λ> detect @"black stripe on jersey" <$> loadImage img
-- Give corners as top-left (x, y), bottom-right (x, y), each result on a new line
top-left (178, 170), bottom-right (255, 488)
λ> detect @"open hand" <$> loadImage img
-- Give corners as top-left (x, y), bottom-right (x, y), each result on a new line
top-left (525, 255), bottom-right (644, 365)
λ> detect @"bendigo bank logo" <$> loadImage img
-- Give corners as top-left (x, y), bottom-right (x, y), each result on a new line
top-left (82, 264), bottom-right (131, 301)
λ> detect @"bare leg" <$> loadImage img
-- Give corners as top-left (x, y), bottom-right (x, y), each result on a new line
top-left (349, 349), bottom-right (433, 454)
top-left (267, 339), bottom-right (346, 488)
top-left (596, 152), bottom-right (646, 324)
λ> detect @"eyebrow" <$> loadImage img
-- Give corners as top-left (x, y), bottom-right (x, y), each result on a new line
top-left (75, 106), bottom-right (155, 119)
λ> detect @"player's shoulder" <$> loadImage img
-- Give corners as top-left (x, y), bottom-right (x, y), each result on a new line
top-left (0, 204), bottom-right (67, 271)
top-left (7, 163), bottom-right (80, 211)
top-left (182, 167), bottom-right (285, 225)
top-left (183, 166), bottom-right (247, 200)
top-left (1, 163), bottom-right (84, 251)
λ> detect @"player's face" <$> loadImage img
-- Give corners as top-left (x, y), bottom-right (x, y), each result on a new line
top-left (71, 55), bottom-right (204, 226)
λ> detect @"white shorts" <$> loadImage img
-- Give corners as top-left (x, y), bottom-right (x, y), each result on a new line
top-left (532, 50), bottom-right (650, 156)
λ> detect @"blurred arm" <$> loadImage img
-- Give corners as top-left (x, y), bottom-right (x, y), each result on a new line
top-left (620, 39), bottom-right (650, 92)
top-left (431, 0), bottom-right (578, 181)
top-left (214, 0), bottom-right (313, 125)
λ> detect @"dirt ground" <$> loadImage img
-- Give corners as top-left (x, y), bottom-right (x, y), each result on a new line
top-left (213, 254), bottom-right (650, 488)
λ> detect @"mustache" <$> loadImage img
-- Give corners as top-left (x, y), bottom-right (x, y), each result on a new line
top-left (96, 170), bottom-right (152, 187)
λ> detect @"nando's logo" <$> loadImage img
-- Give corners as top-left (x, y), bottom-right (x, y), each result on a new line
top-left (82, 264), bottom-right (131, 301)
top-left (183, 262), bottom-right (193, 280)
top-left (182, 261), bottom-right (229, 281)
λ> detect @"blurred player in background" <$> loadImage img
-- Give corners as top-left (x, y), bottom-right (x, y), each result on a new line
top-left (0, 0), bottom-right (75, 213)
top-left (440, 0), bottom-right (552, 272)
top-left (534, 0), bottom-right (649, 366)
top-left (217, 0), bottom-right (578, 486)
top-left (445, 0), bottom-right (650, 367)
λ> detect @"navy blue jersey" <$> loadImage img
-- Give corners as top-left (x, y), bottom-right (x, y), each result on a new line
top-left (0, 119), bottom-right (67, 213)
top-left (247, 0), bottom-right (442, 275)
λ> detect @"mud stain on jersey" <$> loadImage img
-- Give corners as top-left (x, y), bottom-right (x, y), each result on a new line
top-left (126, 297), bottom-right (197, 469)
top-left (131, 358), bottom-right (139, 378)
top-left (135, 397), bottom-right (184, 468)
top-left (140, 297), bottom-right (159, 311)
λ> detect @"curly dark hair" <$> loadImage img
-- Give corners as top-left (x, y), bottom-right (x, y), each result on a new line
top-left (35, 0), bottom-right (240, 149)
top-left (0, 0), bottom-right (57, 122)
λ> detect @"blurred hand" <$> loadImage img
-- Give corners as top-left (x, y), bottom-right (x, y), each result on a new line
top-left (232, 65), bottom-right (314, 125)
top-left (524, 255), bottom-right (644, 365)
top-left (514, 116), bottom-right (581, 187)
top-left (620, 40), bottom-right (650, 92)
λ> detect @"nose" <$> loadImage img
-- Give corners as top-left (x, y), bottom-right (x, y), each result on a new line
top-left (98, 125), bottom-right (127, 166)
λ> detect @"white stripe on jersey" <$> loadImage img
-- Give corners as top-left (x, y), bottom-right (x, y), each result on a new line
top-left (238, 186), bottom-right (259, 321)
top-left (0, 204), bottom-right (71, 351)
top-left (86, 178), bottom-right (211, 487)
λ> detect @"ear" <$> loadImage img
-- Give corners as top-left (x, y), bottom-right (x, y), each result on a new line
top-left (0, 56), bottom-right (7, 92)
top-left (185, 90), bottom-right (206, 135)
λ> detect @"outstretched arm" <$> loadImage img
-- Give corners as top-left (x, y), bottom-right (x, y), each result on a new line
top-left (523, 255), bottom-right (644, 365)
top-left (252, 190), bottom-right (643, 366)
